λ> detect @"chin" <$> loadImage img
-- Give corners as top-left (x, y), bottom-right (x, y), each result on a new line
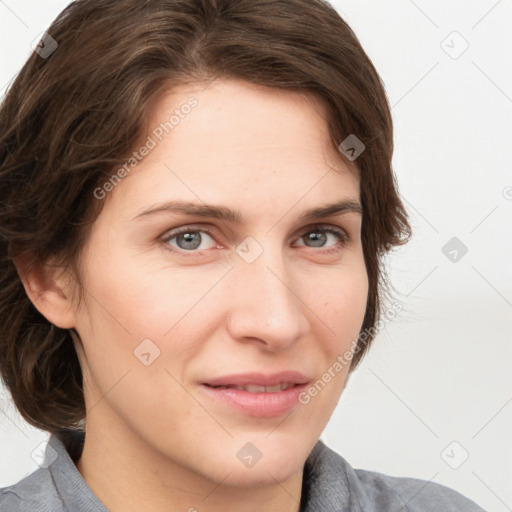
top-left (220, 436), bottom-right (309, 486)
top-left (222, 456), bottom-right (303, 488)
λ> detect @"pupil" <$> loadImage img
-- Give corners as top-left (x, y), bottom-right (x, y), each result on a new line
top-left (178, 232), bottom-right (201, 250)
top-left (307, 231), bottom-right (326, 247)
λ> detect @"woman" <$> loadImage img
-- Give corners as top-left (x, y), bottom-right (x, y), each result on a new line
top-left (0, 0), bottom-right (486, 510)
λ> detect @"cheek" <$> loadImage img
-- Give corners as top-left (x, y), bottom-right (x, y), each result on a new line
top-left (80, 244), bottom-right (229, 339)
top-left (73, 254), bottom-right (231, 405)
top-left (76, 230), bottom-right (368, 370)
top-left (78, 241), bottom-right (368, 357)
top-left (310, 262), bottom-right (369, 342)
top-left (73, 262), bottom-right (205, 429)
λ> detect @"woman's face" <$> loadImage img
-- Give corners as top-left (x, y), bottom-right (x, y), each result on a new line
top-left (71, 78), bottom-right (368, 485)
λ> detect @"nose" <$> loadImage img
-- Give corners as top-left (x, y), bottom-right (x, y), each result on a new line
top-left (225, 241), bottom-right (310, 351)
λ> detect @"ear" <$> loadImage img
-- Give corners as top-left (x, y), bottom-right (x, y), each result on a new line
top-left (14, 254), bottom-right (77, 329)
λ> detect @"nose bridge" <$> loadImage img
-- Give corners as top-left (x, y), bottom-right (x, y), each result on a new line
top-left (226, 235), bottom-right (307, 347)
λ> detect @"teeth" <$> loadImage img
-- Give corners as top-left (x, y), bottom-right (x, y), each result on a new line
top-left (212, 383), bottom-right (294, 393)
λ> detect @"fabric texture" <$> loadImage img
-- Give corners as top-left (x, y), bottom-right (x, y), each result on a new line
top-left (0, 432), bottom-right (486, 511)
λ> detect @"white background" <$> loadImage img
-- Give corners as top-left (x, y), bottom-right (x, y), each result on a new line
top-left (1, 1), bottom-right (511, 510)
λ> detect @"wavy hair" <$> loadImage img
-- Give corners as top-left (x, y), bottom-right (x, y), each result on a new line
top-left (0, 0), bottom-right (411, 435)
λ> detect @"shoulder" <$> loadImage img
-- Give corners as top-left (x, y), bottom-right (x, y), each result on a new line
top-left (304, 440), bottom-right (486, 511)
top-left (353, 468), bottom-right (486, 511)
top-left (0, 467), bottom-right (64, 512)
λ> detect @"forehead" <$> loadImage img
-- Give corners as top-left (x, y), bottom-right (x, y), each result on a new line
top-left (107, 78), bottom-right (360, 218)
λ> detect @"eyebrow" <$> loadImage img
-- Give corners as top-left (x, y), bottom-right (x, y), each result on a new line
top-left (131, 198), bottom-right (362, 223)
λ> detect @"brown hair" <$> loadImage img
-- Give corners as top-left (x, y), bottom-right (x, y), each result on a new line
top-left (0, 0), bottom-right (411, 435)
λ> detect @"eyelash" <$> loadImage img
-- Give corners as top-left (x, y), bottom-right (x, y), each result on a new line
top-left (161, 224), bottom-right (349, 257)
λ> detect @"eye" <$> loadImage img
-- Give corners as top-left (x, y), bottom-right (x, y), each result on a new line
top-left (161, 224), bottom-right (349, 257)
top-left (293, 225), bottom-right (349, 253)
top-left (162, 226), bottom-right (217, 255)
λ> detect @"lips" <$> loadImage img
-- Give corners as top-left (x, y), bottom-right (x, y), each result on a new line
top-left (200, 371), bottom-right (311, 417)
top-left (209, 383), bottom-right (295, 393)
top-left (202, 370), bottom-right (310, 389)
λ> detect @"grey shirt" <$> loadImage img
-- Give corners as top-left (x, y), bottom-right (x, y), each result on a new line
top-left (0, 431), bottom-right (486, 511)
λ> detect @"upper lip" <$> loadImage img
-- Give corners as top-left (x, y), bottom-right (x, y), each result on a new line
top-left (202, 371), bottom-right (310, 387)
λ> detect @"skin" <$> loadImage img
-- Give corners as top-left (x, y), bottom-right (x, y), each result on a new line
top-left (22, 78), bottom-right (368, 512)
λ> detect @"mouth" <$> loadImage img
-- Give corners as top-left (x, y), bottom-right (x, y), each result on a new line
top-left (202, 370), bottom-right (310, 388)
top-left (200, 371), bottom-right (310, 417)
top-left (204, 382), bottom-right (297, 393)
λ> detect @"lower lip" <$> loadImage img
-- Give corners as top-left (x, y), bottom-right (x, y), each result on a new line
top-left (200, 383), bottom-right (308, 417)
